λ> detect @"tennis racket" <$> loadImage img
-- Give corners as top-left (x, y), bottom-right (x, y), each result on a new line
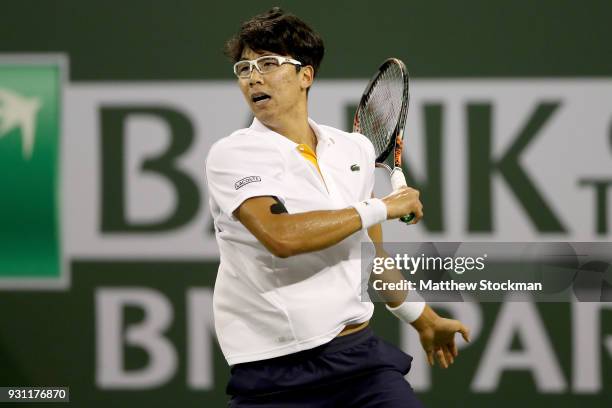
top-left (353, 57), bottom-right (414, 223)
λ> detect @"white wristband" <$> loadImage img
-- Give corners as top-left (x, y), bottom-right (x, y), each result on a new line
top-left (386, 297), bottom-right (426, 323)
top-left (351, 198), bottom-right (387, 230)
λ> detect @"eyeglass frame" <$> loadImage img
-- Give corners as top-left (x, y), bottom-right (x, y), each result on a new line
top-left (233, 55), bottom-right (302, 78)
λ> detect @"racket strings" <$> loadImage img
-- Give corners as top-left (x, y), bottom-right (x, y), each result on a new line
top-left (358, 64), bottom-right (404, 157)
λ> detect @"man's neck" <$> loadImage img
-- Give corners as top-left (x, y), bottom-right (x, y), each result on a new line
top-left (262, 112), bottom-right (317, 150)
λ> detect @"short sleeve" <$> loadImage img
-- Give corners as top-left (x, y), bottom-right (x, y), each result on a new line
top-left (205, 135), bottom-right (287, 217)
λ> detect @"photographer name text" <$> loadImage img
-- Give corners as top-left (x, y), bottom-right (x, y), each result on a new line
top-left (372, 279), bottom-right (543, 292)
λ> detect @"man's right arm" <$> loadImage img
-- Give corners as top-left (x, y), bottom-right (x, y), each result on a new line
top-left (234, 187), bottom-right (422, 258)
top-left (234, 197), bottom-right (362, 258)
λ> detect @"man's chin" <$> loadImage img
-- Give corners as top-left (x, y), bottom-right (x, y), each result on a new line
top-left (253, 111), bottom-right (274, 126)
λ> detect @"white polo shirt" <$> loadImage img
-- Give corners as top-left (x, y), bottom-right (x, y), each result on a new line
top-left (205, 117), bottom-right (376, 365)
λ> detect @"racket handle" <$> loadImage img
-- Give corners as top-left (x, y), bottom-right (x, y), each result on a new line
top-left (390, 167), bottom-right (416, 224)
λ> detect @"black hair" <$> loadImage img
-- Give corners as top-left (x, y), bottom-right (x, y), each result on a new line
top-left (224, 7), bottom-right (325, 77)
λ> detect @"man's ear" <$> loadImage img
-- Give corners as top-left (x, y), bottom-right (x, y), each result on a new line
top-left (300, 65), bottom-right (315, 91)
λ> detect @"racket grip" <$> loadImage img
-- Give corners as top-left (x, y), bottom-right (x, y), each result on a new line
top-left (390, 167), bottom-right (416, 224)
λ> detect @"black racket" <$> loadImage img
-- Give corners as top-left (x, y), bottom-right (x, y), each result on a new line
top-left (353, 58), bottom-right (414, 223)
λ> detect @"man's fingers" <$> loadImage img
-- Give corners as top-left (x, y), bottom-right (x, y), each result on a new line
top-left (436, 348), bottom-right (448, 368)
top-left (413, 206), bottom-right (424, 223)
top-left (406, 203), bottom-right (423, 225)
top-left (450, 340), bottom-right (458, 358)
top-left (443, 345), bottom-right (454, 365)
top-left (442, 345), bottom-right (453, 365)
top-left (426, 350), bottom-right (434, 367)
top-left (458, 324), bottom-right (470, 343)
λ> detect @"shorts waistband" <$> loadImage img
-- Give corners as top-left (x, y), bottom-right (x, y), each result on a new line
top-left (317, 326), bottom-right (374, 355)
top-left (232, 326), bottom-right (374, 370)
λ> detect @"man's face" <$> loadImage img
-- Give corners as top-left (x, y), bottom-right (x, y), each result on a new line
top-left (237, 47), bottom-right (311, 126)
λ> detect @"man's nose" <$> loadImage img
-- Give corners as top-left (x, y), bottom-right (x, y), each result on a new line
top-left (248, 66), bottom-right (264, 85)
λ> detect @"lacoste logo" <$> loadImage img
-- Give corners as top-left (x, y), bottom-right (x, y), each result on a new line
top-left (235, 176), bottom-right (262, 190)
top-left (0, 88), bottom-right (42, 160)
top-left (350, 164), bottom-right (360, 172)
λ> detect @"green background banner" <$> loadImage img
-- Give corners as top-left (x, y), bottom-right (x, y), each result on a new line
top-left (0, 64), bottom-right (61, 280)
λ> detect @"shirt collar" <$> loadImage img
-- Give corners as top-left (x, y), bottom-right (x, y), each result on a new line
top-left (308, 118), bottom-right (334, 147)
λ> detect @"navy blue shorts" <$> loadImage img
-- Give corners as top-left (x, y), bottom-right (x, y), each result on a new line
top-left (227, 327), bottom-right (424, 407)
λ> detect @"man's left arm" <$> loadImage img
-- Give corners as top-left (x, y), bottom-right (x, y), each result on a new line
top-left (367, 223), bottom-right (470, 368)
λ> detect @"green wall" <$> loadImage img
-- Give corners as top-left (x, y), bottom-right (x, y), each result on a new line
top-left (3, 1), bottom-right (612, 80)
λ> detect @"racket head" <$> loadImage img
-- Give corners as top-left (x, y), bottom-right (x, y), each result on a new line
top-left (353, 58), bottom-right (410, 172)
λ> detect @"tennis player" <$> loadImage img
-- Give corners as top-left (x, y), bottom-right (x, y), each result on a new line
top-left (205, 7), bottom-right (469, 407)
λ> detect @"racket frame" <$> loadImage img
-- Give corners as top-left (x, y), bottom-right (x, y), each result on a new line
top-left (353, 57), bottom-right (410, 174)
top-left (353, 58), bottom-right (415, 223)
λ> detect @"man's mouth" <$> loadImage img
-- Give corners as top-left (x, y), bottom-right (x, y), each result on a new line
top-left (251, 93), bottom-right (271, 104)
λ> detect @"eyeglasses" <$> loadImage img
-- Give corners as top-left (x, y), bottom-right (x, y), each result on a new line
top-left (233, 55), bottom-right (302, 78)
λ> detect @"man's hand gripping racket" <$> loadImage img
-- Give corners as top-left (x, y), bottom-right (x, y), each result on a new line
top-left (353, 58), bottom-right (418, 224)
